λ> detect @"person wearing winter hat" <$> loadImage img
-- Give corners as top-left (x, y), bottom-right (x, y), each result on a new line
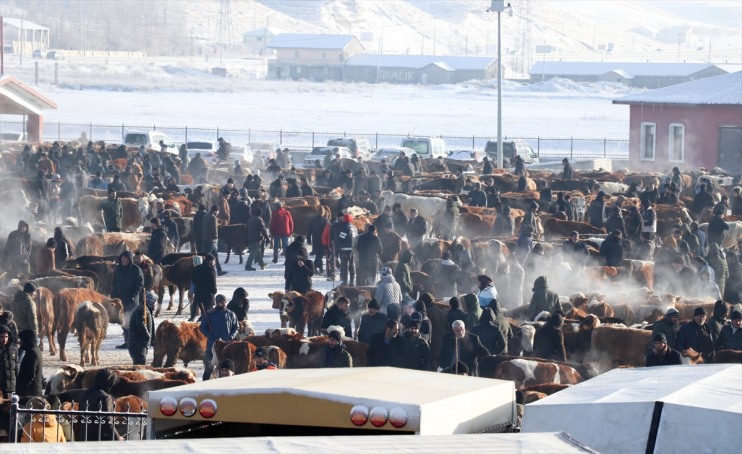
top-left (0, 323), bottom-right (19, 398)
top-left (12, 283), bottom-right (38, 338)
top-left (128, 290), bottom-right (155, 365)
top-left (533, 312), bottom-right (567, 362)
top-left (705, 299), bottom-right (729, 341)
top-left (251, 349), bottom-right (278, 371)
top-left (317, 329), bottom-right (352, 368)
top-left (227, 287), bottom-right (250, 322)
top-left (562, 158), bottom-right (574, 181)
top-left (588, 190), bottom-right (607, 229)
top-left (528, 276), bottom-right (560, 321)
top-left (676, 306), bottom-right (714, 361)
top-left (112, 250), bottom-right (144, 349)
top-left (716, 310), bottom-right (742, 351)
top-left (322, 297), bottom-right (352, 338)
top-left (357, 298), bottom-right (386, 344)
top-left (646, 332), bottom-right (682, 367)
top-left (476, 275), bottom-right (497, 309)
top-left (218, 359), bottom-right (235, 377)
top-left (376, 266), bottom-right (402, 315)
top-left (200, 293), bottom-right (239, 381)
top-left (651, 307), bottom-right (681, 350)
top-left (16, 328), bottom-right (43, 397)
top-left (397, 316), bottom-right (430, 371)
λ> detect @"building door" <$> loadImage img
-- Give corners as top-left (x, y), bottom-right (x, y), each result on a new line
top-left (276, 66), bottom-right (282, 79)
top-left (718, 126), bottom-right (742, 176)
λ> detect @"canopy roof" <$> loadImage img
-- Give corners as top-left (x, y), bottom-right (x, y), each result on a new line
top-left (523, 364), bottom-right (742, 453)
top-left (0, 75), bottom-right (57, 116)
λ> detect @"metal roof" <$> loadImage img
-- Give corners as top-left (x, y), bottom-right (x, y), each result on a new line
top-left (2, 17), bottom-right (48, 31)
top-left (530, 61), bottom-right (722, 77)
top-left (346, 54), bottom-right (496, 71)
top-left (242, 27), bottom-right (283, 37)
top-left (268, 33), bottom-right (360, 50)
top-left (613, 71), bottom-right (742, 106)
top-left (0, 75), bottom-right (57, 116)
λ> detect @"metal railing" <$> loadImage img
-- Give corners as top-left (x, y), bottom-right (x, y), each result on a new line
top-left (9, 394), bottom-right (148, 442)
top-left (0, 120), bottom-right (629, 159)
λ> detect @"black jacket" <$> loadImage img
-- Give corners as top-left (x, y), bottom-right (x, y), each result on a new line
top-left (321, 305), bottom-right (352, 337)
top-left (192, 262), bottom-right (217, 306)
top-left (192, 208), bottom-right (207, 245)
top-left (367, 333), bottom-right (404, 367)
top-left (227, 288), bottom-right (250, 322)
top-left (307, 215), bottom-right (329, 255)
top-left (357, 312), bottom-right (387, 344)
top-left (285, 260), bottom-right (314, 293)
top-left (533, 323), bottom-right (567, 362)
top-left (407, 216), bottom-right (427, 239)
top-left (440, 332), bottom-right (490, 373)
top-left (0, 338), bottom-right (19, 398)
top-left (128, 303), bottom-right (154, 349)
top-left (148, 227), bottom-right (169, 264)
top-left (646, 347), bottom-right (682, 367)
top-left (397, 332), bottom-right (431, 371)
top-left (470, 318), bottom-right (507, 356)
top-left (356, 231), bottom-right (382, 265)
top-left (599, 235), bottom-right (624, 267)
top-left (112, 252), bottom-right (144, 311)
top-left (79, 370), bottom-right (120, 440)
top-left (246, 215), bottom-right (268, 244)
top-left (16, 343), bottom-right (43, 397)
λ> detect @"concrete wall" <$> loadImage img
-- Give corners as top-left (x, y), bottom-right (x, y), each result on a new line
top-left (627, 104), bottom-right (742, 171)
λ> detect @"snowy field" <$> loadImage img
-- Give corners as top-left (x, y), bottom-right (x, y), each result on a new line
top-left (42, 245), bottom-right (336, 380)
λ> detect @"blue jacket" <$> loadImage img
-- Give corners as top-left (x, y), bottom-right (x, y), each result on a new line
top-left (199, 307), bottom-right (238, 351)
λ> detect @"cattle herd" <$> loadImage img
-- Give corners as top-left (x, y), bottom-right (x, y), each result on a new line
top-left (0, 138), bottom-right (741, 441)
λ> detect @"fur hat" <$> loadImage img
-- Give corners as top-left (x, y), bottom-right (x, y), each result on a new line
top-left (23, 282), bottom-right (37, 293)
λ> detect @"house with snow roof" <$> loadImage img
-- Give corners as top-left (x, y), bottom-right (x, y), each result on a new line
top-left (530, 61), bottom-right (727, 88)
top-left (343, 54), bottom-right (498, 84)
top-left (241, 27), bottom-right (283, 56)
top-left (267, 33), bottom-right (364, 81)
top-left (613, 72), bottom-right (742, 174)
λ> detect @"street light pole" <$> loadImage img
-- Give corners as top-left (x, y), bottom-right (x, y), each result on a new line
top-left (489, 1), bottom-right (512, 169)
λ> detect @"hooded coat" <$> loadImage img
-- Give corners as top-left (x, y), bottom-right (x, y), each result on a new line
top-left (16, 329), bottom-right (43, 397)
top-left (528, 277), bottom-right (560, 321)
top-left (3, 220), bottom-right (31, 270)
top-left (705, 300), bottom-right (728, 341)
top-left (463, 294), bottom-right (483, 330)
top-left (533, 314), bottom-right (567, 362)
top-left (0, 324), bottom-right (19, 398)
top-left (128, 297), bottom-right (155, 351)
top-left (100, 195), bottom-right (123, 232)
top-left (469, 308), bottom-right (507, 355)
top-left (421, 294), bottom-right (447, 367)
top-left (227, 288), bottom-right (250, 322)
top-left (412, 300), bottom-right (433, 344)
top-left (397, 331), bottom-right (430, 371)
top-left (11, 290), bottom-right (38, 334)
top-left (112, 251), bottom-right (144, 311)
top-left (375, 273), bottom-right (402, 314)
top-left (79, 369), bottom-right (120, 441)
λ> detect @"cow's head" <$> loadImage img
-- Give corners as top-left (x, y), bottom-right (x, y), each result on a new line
top-left (46, 364), bottom-right (85, 395)
top-left (104, 298), bottom-right (125, 325)
top-left (268, 291), bottom-right (285, 310)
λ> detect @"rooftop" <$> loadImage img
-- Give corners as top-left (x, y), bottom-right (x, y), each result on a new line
top-left (530, 61), bottom-right (722, 78)
top-left (346, 54), bottom-right (497, 71)
top-left (613, 71), bottom-right (742, 106)
top-left (268, 33), bottom-right (360, 50)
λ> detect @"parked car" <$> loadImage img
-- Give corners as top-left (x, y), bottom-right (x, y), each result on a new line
top-left (185, 141), bottom-right (218, 160)
top-left (246, 142), bottom-right (278, 168)
top-left (124, 130), bottom-right (178, 155)
top-left (484, 139), bottom-right (539, 168)
top-left (369, 146), bottom-right (417, 165)
top-left (32, 50), bottom-right (42, 59)
top-left (400, 137), bottom-right (449, 159)
top-left (0, 131), bottom-right (27, 143)
top-left (446, 149), bottom-right (486, 163)
top-left (303, 146), bottom-right (352, 168)
top-left (226, 144), bottom-right (254, 167)
top-left (326, 137), bottom-right (373, 159)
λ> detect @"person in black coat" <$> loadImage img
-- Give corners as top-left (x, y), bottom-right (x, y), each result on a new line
top-left (227, 287), bottom-right (250, 322)
top-left (112, 251), bottom-right (144, 349)
top-left (469, 308), bottom-right (507, 356)
top-left (447, 297), bottom-right (467, 328)
top-left (599, 230), bottom-right (624, 267)
top-left (646, 333), bottom-right (682, 367)
top-left (440, 320), bottom-right (490, 374)
top-left (285, 255), bottom-right (314, 294)
top-left (322, 296), bottom-right (352, 337)
top-left (79, 369), bottom-right (122, 441)
top-left (366, 320), bottom-right (404, 367)
top-left (16, 329), bottom-right (42, 398)
top-left (147, 218), bottom-right (169, 264)
top-left (307, 213), bottom-right (329, 273)
top-left (691, 184), bottom-right (715, 216)
top-left (284, 236), bottom-right (309, 287)
top-left (128, 291), bottom-right (155, 366)
top-left (406, 209), bottom-right (427, 248)
top-left (190, 254), bottom-right (217, 321)
top-left (356, 225), bottom-right (383, 286)
top-left (191, 204), bottom-right (207, 252)
top-left (397, 320), bottom-right (431, 371)
top-left (533, 312), bottom-right (567, 362)
top-left (356, 299), bottom-right (387, 344)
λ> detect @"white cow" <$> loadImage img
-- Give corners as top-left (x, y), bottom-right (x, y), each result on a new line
top-left (380, 191), bottom-right (449, 227)
top-left (699, 220), bottom-right (742, 249)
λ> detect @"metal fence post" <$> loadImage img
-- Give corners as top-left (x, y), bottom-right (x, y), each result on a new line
top-left (280, 129), bottom-right (283, 144)
top-left (375, 132), bottom-right (379, 150)
top-left (249, 129), bottom-right (251, 142)
top-left (604, 137), bottom-right (607, 158)
top-left (89, 123), bottom-right (93, 140)
top-left (537, 137), bottom-right (540, 156)
top-left (312, 132), bottom-right (315, 148)
top-left (122, 124), bottom-right (125, 142)
top-left (58, 121), bottom-right (61, 141)
top-left (472, 135), bottom-right (475, 149)
top-left (216, 127), bottom-right (219, 140)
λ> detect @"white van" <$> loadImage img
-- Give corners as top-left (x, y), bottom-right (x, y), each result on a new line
top-left (400, 137), bottom-right (449, 159)
top-left (123, 130), bottom-right (178, 155)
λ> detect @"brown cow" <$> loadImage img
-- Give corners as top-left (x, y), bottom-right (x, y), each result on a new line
top-left (585, 325), bottom-right (652, 373)
top-left (158, 256), bottom-right (197, 315)
top-left (78, 195), bottom-right (144, 232)
top-left (268, 290), bottom-right (301, 328)
top-left (55, 288), bottom-right (124, 362)
top-left (75, 301), bottom-right (109, 366)
top-left (459, 212), bottom-right (496, 238)
top-left (285, 205), bottom-right (331, 237)
top-left (543, 218), bottom-right (606, 238)
top-left (213, 339), bottom-right (256, 374)
top-left (35, 287), bottom-right (57, 355)
top-left (114, 395), bottom-right (148, 413)
top-left (76, 232), bottom-right (151, 257)
top-left (250, 331), bottom-right (367, 368)
top-left (491, 357), bottom-right (584, 388)
top-left (151, 320), bottom-right (206, 368)
top-left (30, 276), bottom-right (95, 294)
top-left (282, 291), bottom-right (325, 337)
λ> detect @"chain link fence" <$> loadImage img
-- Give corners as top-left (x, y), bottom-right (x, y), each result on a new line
top-left (1, 120), bottom-right (629, 159)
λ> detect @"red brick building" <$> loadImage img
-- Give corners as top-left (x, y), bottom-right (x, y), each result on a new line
top-left (613, 72), bottom-right (742, 175)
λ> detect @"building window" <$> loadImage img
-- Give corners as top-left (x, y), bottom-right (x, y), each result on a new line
top-left (294, 51), bottom-right (299, 59)
top-left (669, 123), bottom-right (685, 162)
top-left (339, 53), bottom-right (344, 62)
top-left (640, 122), bottom-right (655, 161)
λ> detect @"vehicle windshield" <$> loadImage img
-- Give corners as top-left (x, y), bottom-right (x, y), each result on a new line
top-left (124, 133), bottom-right (148, 146)
top-left (0, 133), bottom-right (22, 141)
top-left (186, 142), bottom-right (214, 150)
top-left (311, 147), bottom-right (335, 155)
top-left (486, 142), bottom-right (516, 158)
top-left (401, 140), bottom-right (430, 155)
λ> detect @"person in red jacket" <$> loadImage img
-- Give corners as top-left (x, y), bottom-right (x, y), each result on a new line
top-left (269, 202), bottom-right (294, 263)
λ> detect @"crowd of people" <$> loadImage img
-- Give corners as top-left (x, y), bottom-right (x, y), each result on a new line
top-left (1, 137), bottom-right (741, 441)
